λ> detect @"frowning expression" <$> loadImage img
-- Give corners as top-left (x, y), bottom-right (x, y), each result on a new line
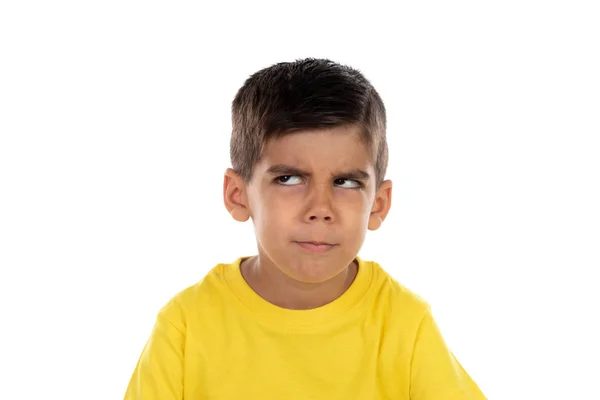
top-left (243, 124), bottom-right (391, 283)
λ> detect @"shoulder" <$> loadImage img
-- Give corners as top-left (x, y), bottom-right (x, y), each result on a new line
top-left (156, 259), bottom-right (238, 323)
top-left (363, 259), bottom-right (431, 326)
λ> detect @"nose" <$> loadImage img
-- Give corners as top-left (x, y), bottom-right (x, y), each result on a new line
top-left (304, 183), bottom-right (335, 223)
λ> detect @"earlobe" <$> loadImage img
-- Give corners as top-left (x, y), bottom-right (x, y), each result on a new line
top-left (368, 179), bottom-right (392, 231)
top-left (223, 168), bottom-right (250, 222)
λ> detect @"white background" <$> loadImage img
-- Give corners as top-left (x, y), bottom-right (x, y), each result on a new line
top-left (1, 1), bottom-right (599, 399)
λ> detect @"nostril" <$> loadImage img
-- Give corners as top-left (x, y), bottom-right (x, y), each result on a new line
top-left (309, 215), bottom-right (332, 221)
top-left (309, 215), bottom-right (331, 221)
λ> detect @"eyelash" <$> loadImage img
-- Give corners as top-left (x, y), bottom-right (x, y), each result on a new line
top-left (273, 176), bottom-right (364, 190)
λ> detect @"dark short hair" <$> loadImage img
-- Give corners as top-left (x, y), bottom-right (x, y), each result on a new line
top-left (230, 58), bottom-right (388, 187)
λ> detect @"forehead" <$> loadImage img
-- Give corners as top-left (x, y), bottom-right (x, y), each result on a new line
top-left (257, 125), bottom-right (374, 173)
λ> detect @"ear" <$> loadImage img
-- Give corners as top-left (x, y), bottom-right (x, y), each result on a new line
top-left (368, 179), bottom-right (392, 231)
top-left (223, 168), bottom-right (250, 222)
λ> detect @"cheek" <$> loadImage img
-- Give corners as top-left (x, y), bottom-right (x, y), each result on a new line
top-left (252, 193), bottom-right (292, 230)
top-left (337, 191), bottom-right (372, 217)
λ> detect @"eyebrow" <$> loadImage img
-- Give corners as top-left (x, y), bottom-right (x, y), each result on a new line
top-left (265, 164), bottom-right (371, 181)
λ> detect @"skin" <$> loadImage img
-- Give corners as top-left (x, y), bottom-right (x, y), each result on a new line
top-left (223, 124), bottom-right (392, 310)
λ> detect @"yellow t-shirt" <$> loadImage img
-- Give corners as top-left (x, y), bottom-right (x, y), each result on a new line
top-left (124, 257), bottom-right (486, 399)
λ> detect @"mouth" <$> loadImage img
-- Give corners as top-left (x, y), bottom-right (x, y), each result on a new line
top-left (294, 241), bottom-right (337, 254)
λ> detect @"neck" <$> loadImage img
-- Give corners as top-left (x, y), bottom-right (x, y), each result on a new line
top-left (240, 255), bottom-right (358, 310)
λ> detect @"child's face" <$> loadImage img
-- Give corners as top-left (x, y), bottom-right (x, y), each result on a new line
top-left (224, 124), bottom-right (392, 283)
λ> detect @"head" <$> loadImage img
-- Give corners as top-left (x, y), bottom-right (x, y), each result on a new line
top-left (223, 58), bottom-right (392, 283)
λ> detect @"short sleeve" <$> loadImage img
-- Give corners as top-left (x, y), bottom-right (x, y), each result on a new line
top-left (124, 298), bottom-right (186, 400)
top-left (409, 307), bottom-right (486, 399)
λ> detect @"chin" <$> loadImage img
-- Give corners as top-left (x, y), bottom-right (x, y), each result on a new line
top-left (282, 257), bottom-right (345, 284)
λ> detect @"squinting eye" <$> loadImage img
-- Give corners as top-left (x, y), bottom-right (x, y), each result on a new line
top-left (334, 178), bottom-right (361, 189)
top-left (276, 175), bottom-right (302, 185)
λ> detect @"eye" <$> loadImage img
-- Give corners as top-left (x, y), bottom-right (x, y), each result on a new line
top-left (275, 175), bottom-right (303, 185)
top-left (334, 178), bottom-right (362, 189)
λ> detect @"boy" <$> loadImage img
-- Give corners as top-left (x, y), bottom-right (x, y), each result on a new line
top-left (124, 58), bottom-right (486, 399)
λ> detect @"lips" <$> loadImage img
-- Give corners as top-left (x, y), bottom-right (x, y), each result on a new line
top-left (294, 241), bottom-right (337, 254)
